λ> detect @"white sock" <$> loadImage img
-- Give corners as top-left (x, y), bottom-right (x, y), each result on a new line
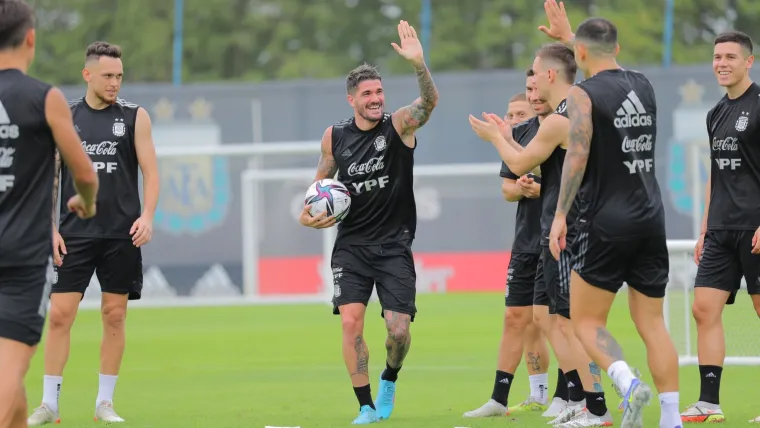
top-left (659, 392), bottom-right (681, 428)
top-left (95, 374), bottom-right (118, 406)
top-left (529, 373), bottom-right (549, 404)
top-left (608, 360), bottom-right (637, 394)
top-left (42, 375), bottom-right (63, 413)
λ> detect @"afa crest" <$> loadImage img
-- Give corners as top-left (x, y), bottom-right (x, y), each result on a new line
top-left (154, 156), bottom-right (231, 235)
top-left (112, 119), bottom-right (125, 137)
top-left (735, 112), bottom-right (749, 132)
top-left (374, 135), bottom-right (387, 151)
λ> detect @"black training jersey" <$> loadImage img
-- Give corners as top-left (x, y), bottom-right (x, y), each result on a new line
top-left (574, 69), bottom-right (665, 239)
top-left (332, 113), bottom-right (416, 244)
top-left (539, 99), bottom-right (577, 246)
top-left (0, 69), bottom-right (56, 268)
top-left (58, 97), bottom-right (141, 239)
top-left (705, 82), bottom-right (760, 230)
top-left (500, 116), bottom-right (542, 254)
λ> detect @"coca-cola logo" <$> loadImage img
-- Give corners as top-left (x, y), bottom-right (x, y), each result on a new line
top-left (621, 134), bottom-right (653, 153)
top-left (712, 136), bottom-right (739, 151)
top-left (81, 140), bottom-right (119, 156)
top-left (347, 155), bottom-right (384, 176)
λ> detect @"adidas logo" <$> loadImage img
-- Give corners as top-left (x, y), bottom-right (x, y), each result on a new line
top-left (499, 378), bottom-right (510, 384)
top-left (0, 100), bottom-right (19, 139)
top-left (341, 148), bottom-right (352, 158)
top-left (614, 91), bottom-right (652, 129)
top-left (190, 264), bottom-right (241, 297)
top-left (705, 372), bottom-right (716, 378)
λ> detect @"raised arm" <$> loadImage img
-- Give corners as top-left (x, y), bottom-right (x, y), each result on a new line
top-left (45, 87), bottom-right (98, 215)
top-left (555, 86), bottom-right (592, 216)
top-left (390, 20), bottom-right (439, 147)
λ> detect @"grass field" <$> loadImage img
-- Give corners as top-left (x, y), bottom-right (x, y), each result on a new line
top-left (24, 292), bottom-right (759, 427)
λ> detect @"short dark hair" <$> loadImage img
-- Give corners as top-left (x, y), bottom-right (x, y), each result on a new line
top-left (714, 31), bottom-right (753, 55)
top-left (346, 63), bottom-right (382, 94)
top-left (536, 43), bottom-right (577, 84)
top-left (526, 68), bottom-right (535, 77)
top-left (0, 0), bottom-right (35, 51)
top-left (510, 93), bottom-right (527, 103)
top-left (85, 41), bottom-right (122, 64)
top-left (575, 17), bottom-right (618, 56)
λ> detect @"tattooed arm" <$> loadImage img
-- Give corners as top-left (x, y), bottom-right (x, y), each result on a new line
top-left (51, 150), bottom-right (61, 227)
top-left (392, 61), bottom-right (439, 148)
top-left (314, 126), bottom-right (338, 181)
top-left (556, 86), bottom-right (593, 216)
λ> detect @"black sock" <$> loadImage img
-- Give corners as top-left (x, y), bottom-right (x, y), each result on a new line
top-left (565, 370), bottom-right (584, 403)
top-left (698, 365), bottom-right (722, 405)
top-left (491, 370), bottom-right (514, 407)
top-left (353, 384), bottom-right (375, 410)
top-left (584, 391), bottom-right (607, 417)
top-left (553, 369), bottom-right (569, 401)
top-left (381, 362), bottom-right (401, 382)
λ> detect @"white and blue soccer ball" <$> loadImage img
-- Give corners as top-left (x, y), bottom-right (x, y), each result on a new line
top-left (304, 178), bottom-right (352, 222)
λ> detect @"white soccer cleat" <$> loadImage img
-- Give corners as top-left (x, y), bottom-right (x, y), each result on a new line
top-left (556, 408), bottom-right (614, 427)
top-left (27, 404), bottom-right (60, 426)
top-left (543, 397), bottom-right (569, 418)
top-left (463, 399), bottom-right (508, 417)
top-left (548, 400), bottom-right (586, 425)
top-left (94, 401), bottom-right (125, 423)
top-left (750, 415), bottom-right (760, 423)
top-left (680, 402), bottom-right (725, 423)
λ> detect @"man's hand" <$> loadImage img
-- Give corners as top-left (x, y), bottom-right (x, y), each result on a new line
top-left (538, 0), bottom-right (574, 43)
top-left (52, 229), bottom-right (66, 267)
top-left (391, 20), bottom-right (424, 65)
top-left (549, 214), bottom-right (567, 260)
top-left (299, 204), bottom-right (337, 229)
top-left (694, 233), bottom-right (706, 264)
top-left (66, 194), bottom-right (96, 219)
top-left (517, 175), bottom-right (540, 198)
top-left (486, 113), bottom-right (511, 140)
top-left (752, 227), bottom-right (760, 255)
top-left (130, 214), bottom-right (154, 248)
top-left (469, 113), bottom-right (508, 144)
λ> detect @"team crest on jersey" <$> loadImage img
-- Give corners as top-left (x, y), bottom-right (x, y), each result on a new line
top-left (112, 118), bottom-right (125, 137)
top-left (735, 112), bottom-right (749, 132)
top-left (374, 135), bottom-right (387, 151)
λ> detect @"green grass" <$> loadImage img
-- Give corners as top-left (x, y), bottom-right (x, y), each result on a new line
top-left (24, 292), bottom-right (760, 427)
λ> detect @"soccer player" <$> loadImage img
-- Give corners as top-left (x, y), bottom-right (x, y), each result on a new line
top-left (464, 76), bottom-right (559, 419)
top-left (680, 30), bottom-right (760, 424)
top-left (0, 1), bottom-right (99, 427)
top-left (27, 41), bottom-right (159, 425)
top-left (470, 43), bottom-right (613, 427)
top-left (547, 17), bottom-right (681, 428)
top-left (297, 20), bottom-right (438, 425)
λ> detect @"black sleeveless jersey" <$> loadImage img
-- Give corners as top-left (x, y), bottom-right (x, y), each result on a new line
top-left (332, 113), bottom-right (416, 244)
top-left (705, 82), bottom-right (760, 230)
top-left (0, 69), bottom-right (56, 267)
top-left (500, 116), bottom-right (542, 254)
top-left (539, 99), bottom-right (578, 246)
top-left (574, 69), bottom-right (665, 239)
top-left (58, 97), bottom-right (141, 239)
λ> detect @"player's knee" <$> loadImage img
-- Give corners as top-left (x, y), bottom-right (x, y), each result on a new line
top-left (385, 312), bottom-right (411, 343)
top-left (505, 307), bottom-right (531, 332)
top-left (340, 314), bottom-right (364, 336)
top-left (101, 304), bottom-right (127, 330)
top-left (47, 304), bottom-right (77, 331)
top-left (691, 298), bottom-right (721, 325)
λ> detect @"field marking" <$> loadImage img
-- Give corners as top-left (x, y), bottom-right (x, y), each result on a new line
top-left (125, 364), bottom-right (478, 373)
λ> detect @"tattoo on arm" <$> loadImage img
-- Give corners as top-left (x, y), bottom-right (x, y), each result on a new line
top-left (52, 150), bottom-right (61, 223)
top-left (589, 362), bottom-right (604, 392)
top-left (350, 335), bottom-right (369, 378)
top-left (316, 145), bottom-right (338, 179)
top-left (556, 87), bottom-right (593, 215)
top-left (384, 311), bottom-right (412, 368)
top-left (399, 63), bottom-right (439, 136)
top-left (527, 352), bottom-right (541, 373)
top-left (595, 327), bottom-right (625, 361)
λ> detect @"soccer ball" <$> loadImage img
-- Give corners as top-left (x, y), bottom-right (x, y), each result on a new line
top-left (304, 179), bottom-right (352, 222)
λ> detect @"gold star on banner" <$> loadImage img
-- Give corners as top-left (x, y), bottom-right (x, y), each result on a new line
top-left (153, 98), bottom-right (175, 121)
top-left (679, 79), bottom-right (704, 105)
top-left (188, 98), bottom-right (213, 121)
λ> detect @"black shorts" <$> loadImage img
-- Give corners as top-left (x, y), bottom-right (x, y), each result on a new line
top-left (331, 239), bottom-right (417, 321)
top-left (533, 255), bottom-right (549, 307)
top-left (542, 246), bottom-right (570, 319)
top-left (52, 237), bottom-right (143, 300)
top-left (505, 252), bottom-right (541, 307)
top-left (570, 229), bottom-right (668, 298)
top-left (695, 230), bottom-right (760, 303)
top-left (0, 261), bottom-right (53, 346)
